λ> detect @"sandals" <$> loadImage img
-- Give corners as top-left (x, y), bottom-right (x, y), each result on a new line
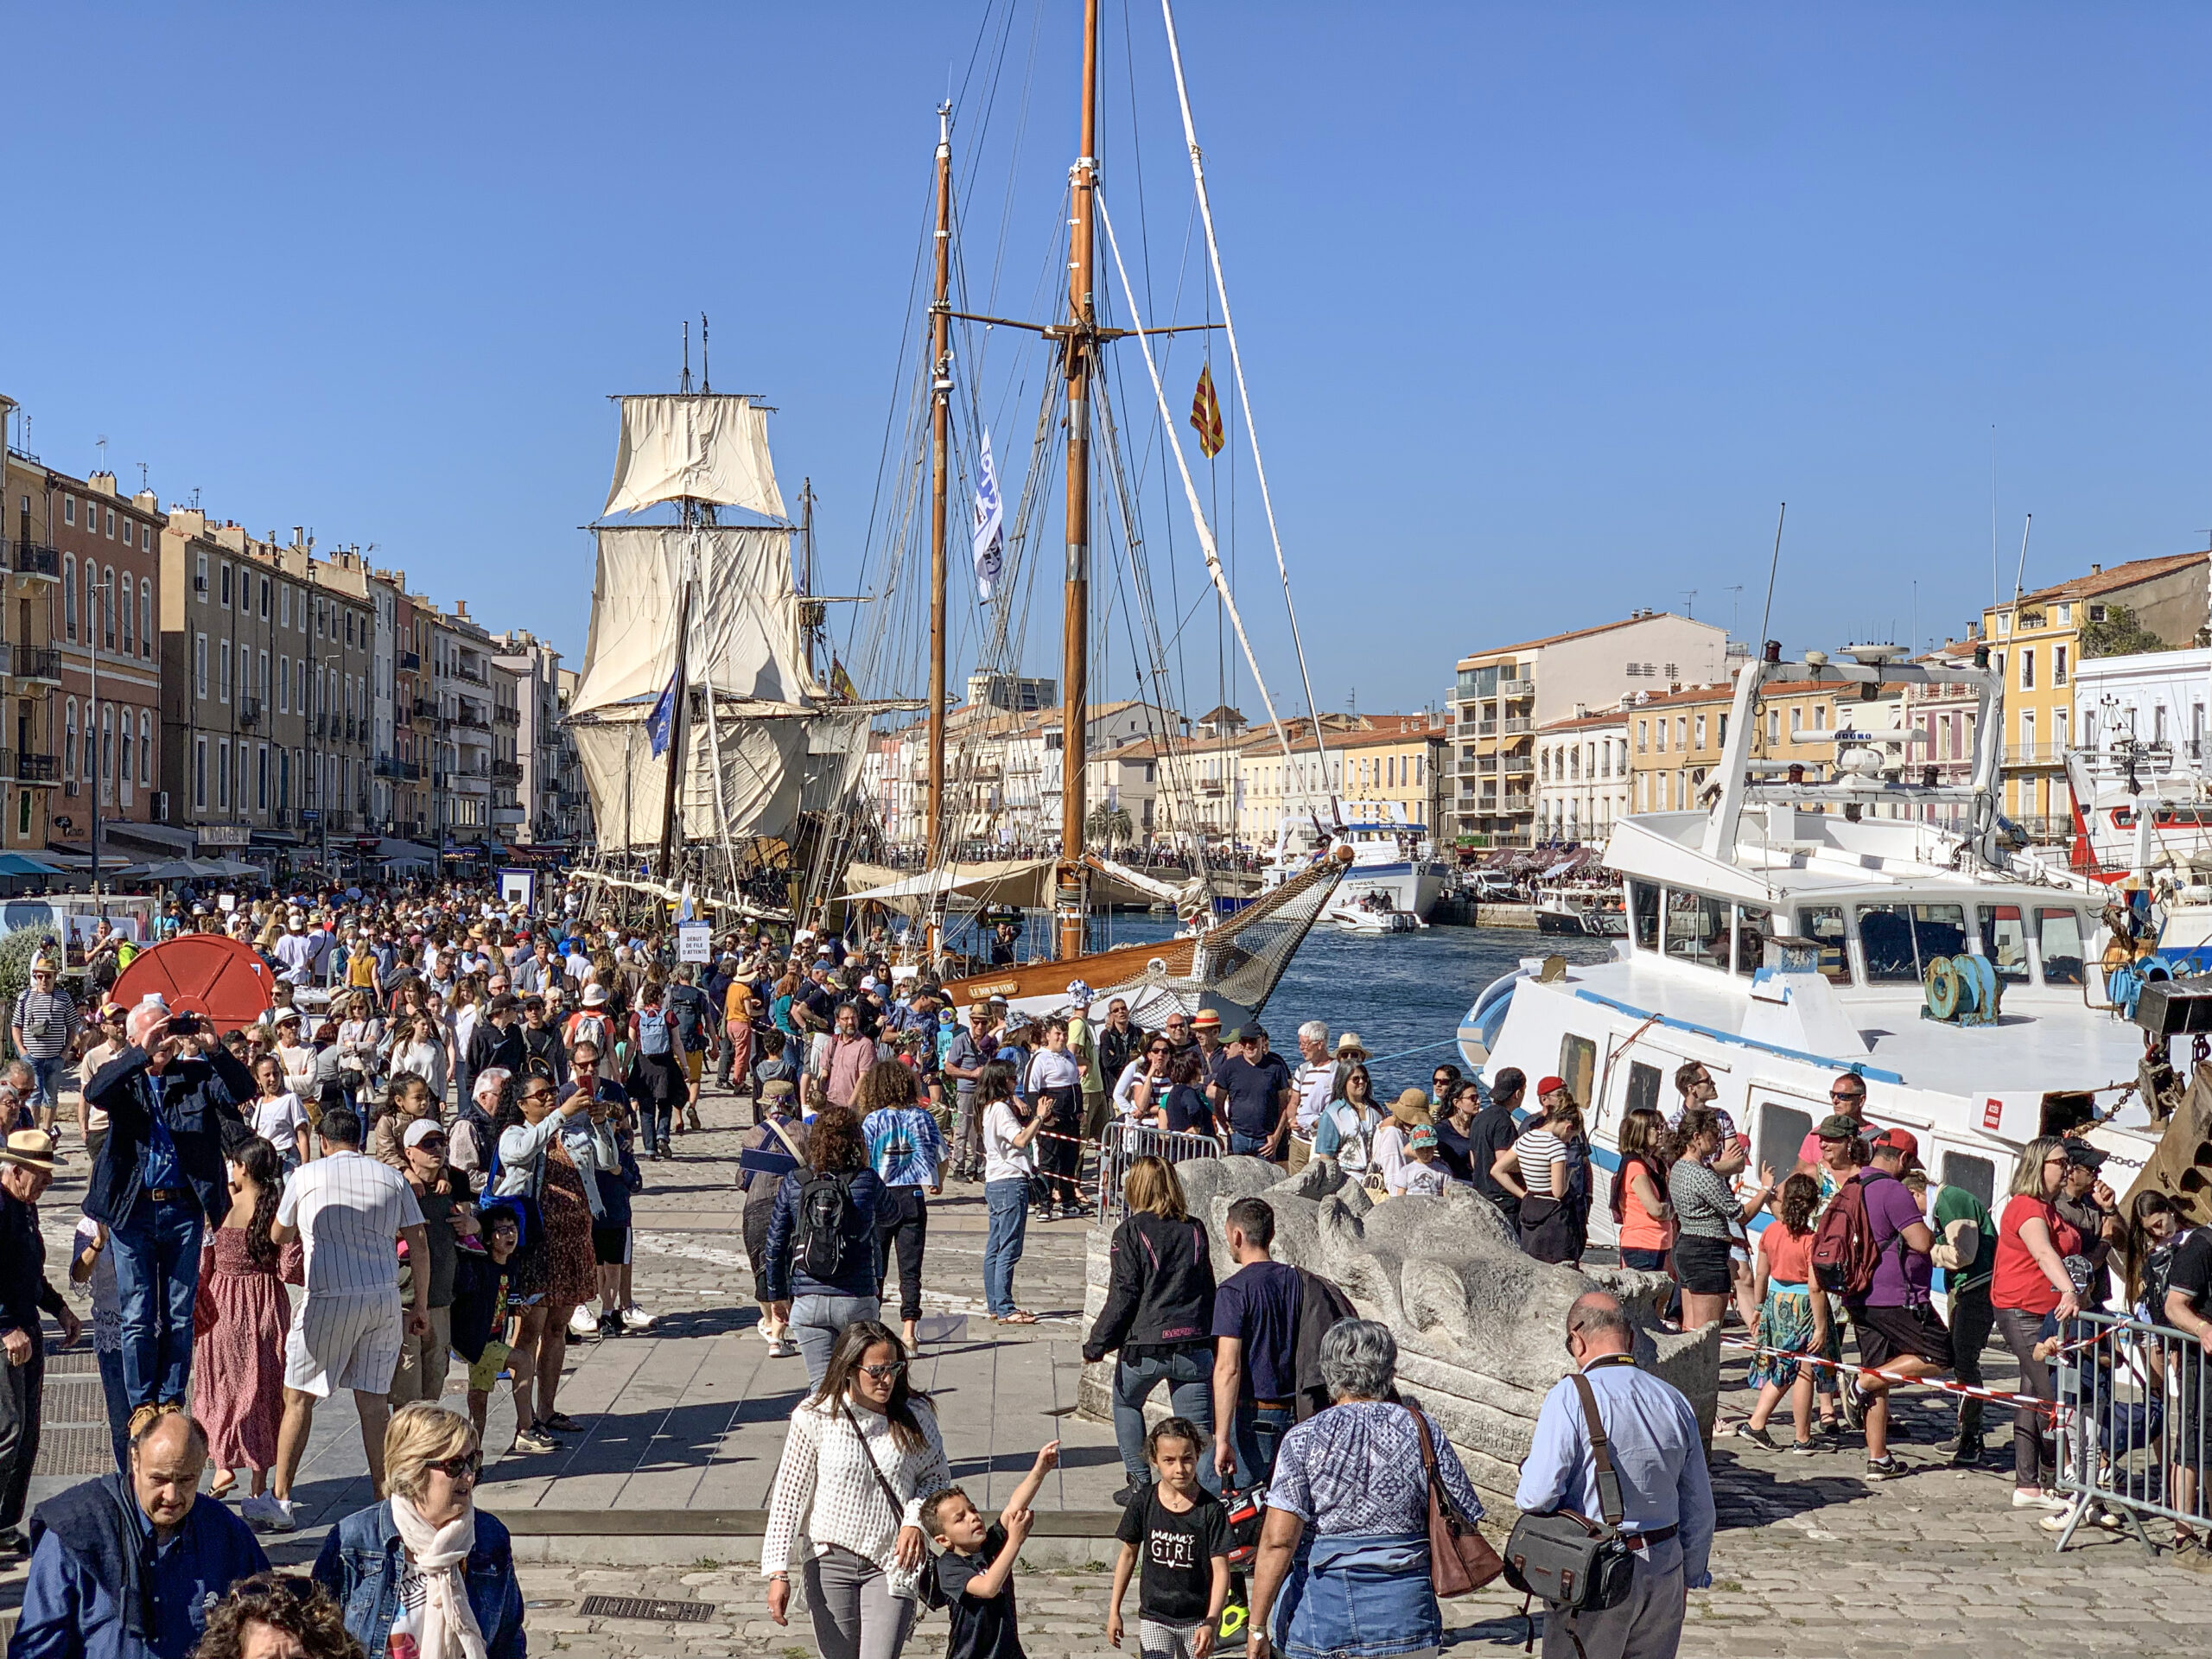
top-left (207, 1476), bottom-right (238, 1501)
top-left (995, 1311), bottom-right (1039, 1325)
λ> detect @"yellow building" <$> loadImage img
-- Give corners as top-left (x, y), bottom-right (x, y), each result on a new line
top-left (1626, 673), bottom-right (1905, 816)
top-left (1980, 550), bottom-right (2209, 836)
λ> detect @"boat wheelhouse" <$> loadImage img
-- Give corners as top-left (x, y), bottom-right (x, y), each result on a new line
top-left (1462, 643), bottom-right (2159, 1236)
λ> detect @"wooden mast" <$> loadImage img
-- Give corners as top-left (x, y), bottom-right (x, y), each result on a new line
top-left (926, 103), bottom-right (952, 871)
top-left (1056, 0), bottom-right (1100, 962)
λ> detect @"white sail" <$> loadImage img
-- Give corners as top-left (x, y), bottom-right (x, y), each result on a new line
top-left (569, 524), bottom-right (815, 715)
top-left (602, 394), bottom-right (786, 520)
top-left (569, 702), bottom-right (813, 849)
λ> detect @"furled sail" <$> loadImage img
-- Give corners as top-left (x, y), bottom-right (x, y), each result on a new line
top-left (568, 701), bottom-right (812, 849)
top-left (569, 525), bottom-right (817, 716)
top-left (602, 394), bottom-right (786, 520)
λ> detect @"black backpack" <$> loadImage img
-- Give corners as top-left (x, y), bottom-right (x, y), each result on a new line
top-left (796, 1171), bottom-right (856, 1282)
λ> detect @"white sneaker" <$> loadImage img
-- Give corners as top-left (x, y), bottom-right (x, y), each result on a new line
top-left (620, 1305), bottom-right (654, 1332)
top-left (769, 1338), bottom-right (800, 1358)
top-left (2012, 1487), bottom-right (2069, 1510)
top-left (243, 1494), bottom-right (298, 1533)
top-left (569, 1306), bottom-right (600, 1339)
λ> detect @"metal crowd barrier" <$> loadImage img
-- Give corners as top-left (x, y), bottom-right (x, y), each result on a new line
top-left (2051, 1309), bottom-right (2211, 1554)
top-left (1096, 1120), bottom-right (1225, 1220)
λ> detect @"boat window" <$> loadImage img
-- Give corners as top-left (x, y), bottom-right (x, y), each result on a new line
top-left (1801, 906), bottom-right (1852, 983)
top-left (1558, 1033), bottom-right (1596, 1110)
top-left (1977, 905), bottom-right (2031, 984)
top-left (1662, 889), bottom-right (1730, 971)
top-left (1937, 1151), bottom-right (1995, 1213)
top-left (2036, 907), bottom-right (2086, 985)
top-left (1856, 902), bottom-right (1967, 982)
top-left (1624, 1061), bottom-right (1662, 1118)
top-left (1628, 880), bottom-right (1659, 953)
top-left (1756, 1099), bottom-right (1815, 1180)
top-left (1733, 905), bottom-right (1771, 976)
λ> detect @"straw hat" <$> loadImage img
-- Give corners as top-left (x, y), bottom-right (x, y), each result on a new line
top-left (0, 1127), bottom-right (56, 1173)
top-left (1389, 1088), bottom-right (1433, 1127)
top-left (1334, 1032), bottom-right (1369, 1058)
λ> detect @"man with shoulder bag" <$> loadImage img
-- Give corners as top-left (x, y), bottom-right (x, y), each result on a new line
top-left (1511, 1292), bottom-right (1713, 1659)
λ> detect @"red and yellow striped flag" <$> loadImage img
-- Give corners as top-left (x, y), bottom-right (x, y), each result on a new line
top-left (1190, 364), bottom-right (1225, 459)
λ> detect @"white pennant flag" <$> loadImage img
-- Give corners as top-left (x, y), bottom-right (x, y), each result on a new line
top-left (970, 429), bottom-right (1004, 602)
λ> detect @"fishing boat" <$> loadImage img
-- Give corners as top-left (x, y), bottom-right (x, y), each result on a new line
top-left (1266, 813), bottom-right (1448, 920)
top-left (2063, 739), bottom-right (2212, 884)
top-left (837, 1), bottom-right (1346, 1027)
top-left (1456, 642), bottom-right (2209, 1241)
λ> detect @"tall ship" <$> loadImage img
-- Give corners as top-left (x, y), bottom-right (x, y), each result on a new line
top-left (1460, 642), bottom-right (2209, 1231)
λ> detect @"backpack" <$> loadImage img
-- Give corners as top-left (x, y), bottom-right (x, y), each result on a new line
top-left (638, 1006), bottom-right (673, 1058)
top-left (1810, 1173), bottom-right (1891, 1297)
top-left (796, 1171), bottom-right (856, 1282)
top-left (669, 988), bottom-right (707, 1050)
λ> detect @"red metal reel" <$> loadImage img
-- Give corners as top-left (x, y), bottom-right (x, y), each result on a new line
top-left (109, 934), bottom-right (275, 1035)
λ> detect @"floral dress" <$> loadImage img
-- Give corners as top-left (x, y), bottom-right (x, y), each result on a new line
top-left (192, 1228), bottom-right (303, 1472)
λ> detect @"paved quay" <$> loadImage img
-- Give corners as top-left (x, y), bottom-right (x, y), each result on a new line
top-left (5, 1081), bottom-right (2212, 1655)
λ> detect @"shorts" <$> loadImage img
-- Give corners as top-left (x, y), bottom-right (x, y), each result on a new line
top-left (683, 1051), bottom-right (704, 1084)
top-left (592, 1223), bottom-right (632, 1267)
top-left (467, 1340), bottom-right (513, 1395)
top-left (1847, 1300), bottom-right (1953, 1371)
top-left (1674, 1235), bottom-right (1733, 1297)
top-left (284, 1291), bottom-right (404, 1398)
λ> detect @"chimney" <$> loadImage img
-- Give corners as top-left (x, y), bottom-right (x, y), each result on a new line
top-left (2090, 563), bottom-right (2101, 575)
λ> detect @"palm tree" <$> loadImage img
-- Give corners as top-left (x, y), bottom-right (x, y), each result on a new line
top-left (1086, 804), bottom-right (1134, 853)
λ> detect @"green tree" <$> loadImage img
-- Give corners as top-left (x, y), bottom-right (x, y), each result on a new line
top-left (1085, 804), bottom-right (1134, 852)
top-left (2080, 604), bottom-right (2168, 658)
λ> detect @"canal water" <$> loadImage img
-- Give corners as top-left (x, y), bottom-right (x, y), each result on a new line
top-left (1091, 919), bottom-right (1616, 1095)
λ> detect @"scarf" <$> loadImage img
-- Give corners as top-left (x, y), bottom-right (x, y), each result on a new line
top-left (390, 1494), bottom-right (490, 1659)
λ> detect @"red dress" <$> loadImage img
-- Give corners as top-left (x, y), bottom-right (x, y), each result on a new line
top-left (192, 1230), bottom-right (302, 1471)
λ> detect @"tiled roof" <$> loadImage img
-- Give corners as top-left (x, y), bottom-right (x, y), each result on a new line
top-left (2007, 550), bottom-right (2209, 609)
top-left (1456, 611), bottom-right (1709, 669)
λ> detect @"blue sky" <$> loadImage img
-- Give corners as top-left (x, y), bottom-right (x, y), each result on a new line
top-left (3, 3), bottom-right (2207, 718)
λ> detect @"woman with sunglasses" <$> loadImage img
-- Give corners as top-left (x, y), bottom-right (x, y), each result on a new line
top-left (1120, 1035), bottom-right (1178, 1126)
top-left (762, 1319), bottom-right (950, 1659)
top-left (1992, 1136), bottom-right (2085, 1510)
top-left (313, 1401), bottom-right (526, 1659)
top-left (486, 1066), bottom-right (594, 1454)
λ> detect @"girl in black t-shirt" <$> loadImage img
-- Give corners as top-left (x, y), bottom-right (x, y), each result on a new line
top-left (1107, 1416), bottom-right (1230, 1658)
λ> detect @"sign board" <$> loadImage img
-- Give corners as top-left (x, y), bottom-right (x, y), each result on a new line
top-left (197, 825), bottom-right (252, 849)
top-left (299, 810), bottom-right (321, 824)
top-left (677, 920), bottom-right (711, 963)
top-left (218, 893), bottom-right (237, 912)
top-left (498, 868), bottom-right (537, 912)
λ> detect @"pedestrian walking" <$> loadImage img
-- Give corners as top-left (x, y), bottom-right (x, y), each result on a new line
top-left (1085, 1156), bottom-right (1218, 1504)
top-left (1513, 1293), bottom-right (1715, 1659)
top-left (860, 1060), bottom-right (944, 1354)
top-left (1246, 1319), bottom-right (1485, 1659)
top-left (1834, 1128), bottom-right (1948, 1481)
top-left (11, 954), bottom-right (80, 1138)
top-left (1210, 1196), bottom-right (1301, 1491)
top-left (253, 1103), bottom-right (432, 1533)
top-left (311, 1402), bottom-right (528, 1659)
top-left (190, 1137), bottom-right (300, 1503)
top-left (66, 1217), bottom-right (131, 1474)
top-left (1992, 1135), bottom-right (2083, 1508)
top-left (389, 1119), bottom-right (467, 1406)
top-left (1108, 1419), bottom-right (1230, 1659)
top-left (764, 1103), bottom-right (886, 1388)
top-left (979, 1064), bottom-right (1044, 1325)
top-left (2, 1128), bottom-right (79, 1556)
top-left (761, 1320), bottom-right (951, 1659)
top-left (246, 1057), bottom-right (310, 1173)
top-left (741, 1081), bottom-right (808, 1357)
top-left (1733, 1172), bottom-right (1827, 1453)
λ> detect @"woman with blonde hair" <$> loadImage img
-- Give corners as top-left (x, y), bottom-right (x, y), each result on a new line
top-left (312, 1402), bottom-right (526, 1659)
top-left (1992, 1135), bottom-right (2084, 1507)
top-left (1083, 1155), bottom-right (1219, 1503)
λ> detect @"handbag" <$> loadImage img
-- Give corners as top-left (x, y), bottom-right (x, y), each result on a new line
top-left (1503, 1373), bottom-right (1637, 1634)
top-left (842, 1402), bottom-right (949, 1611)
top-left (1408, 1406), bottom-right (1504, 1596)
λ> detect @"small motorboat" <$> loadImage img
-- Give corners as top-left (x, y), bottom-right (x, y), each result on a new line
top-left (1330, 890), bottom-right (1426, 933)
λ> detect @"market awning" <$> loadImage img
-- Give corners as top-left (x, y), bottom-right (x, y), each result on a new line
top-left (0, 853), bottom-right (67, 877)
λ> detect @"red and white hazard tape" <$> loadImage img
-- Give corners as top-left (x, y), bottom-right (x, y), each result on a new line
top-left (1719, 1334), bottom-right (2056, 1414)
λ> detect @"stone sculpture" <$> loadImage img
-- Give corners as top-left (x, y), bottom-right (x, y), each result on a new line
top-left (1079, 1154), bottom-right (1721, 1501)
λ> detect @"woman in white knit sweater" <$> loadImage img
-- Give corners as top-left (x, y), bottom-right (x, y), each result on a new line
top-left (763, 1319), bottom-right (951, 1659)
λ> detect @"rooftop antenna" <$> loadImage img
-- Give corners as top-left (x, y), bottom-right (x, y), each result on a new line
top-left (136, 462), bottom-right (149, 493)
top-left (95, 435), bottom-right (108, 471)
top-left (1723, 584), bottom-right (1745, 639)
top-left (1681, 588), bottom-right (1698, 619)
top-left (700, 313), bottom-right (710, 394)
top-left (1756, 501), bottom-right (1787, 652)
top-left (679, 319), bottom-right (693, 394)
top-left (191, 486), bottom-right (201, 511)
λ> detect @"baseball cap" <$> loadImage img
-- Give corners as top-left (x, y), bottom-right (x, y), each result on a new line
top-left (2063, 1141), bottom-right (2107, 1171)
top-left (404, 1119), bottom-right (448, 1151)
top-left (1535, 1075), bottom-right (1567, 1096)
top-left (1814, 1113), bottom-right (1862, 1141)
top-left (1870, 1127), bottom-right (1921, 1167)
top-left (1407, 1123), bottom-right (1439, 1151)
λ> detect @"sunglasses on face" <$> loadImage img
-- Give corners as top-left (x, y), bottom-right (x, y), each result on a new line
top-left (858, 1361), bottom-right (908, 1382)
top-left (429, 1451), bottom-right (483, 1479)
top-left (522, 1088), bottom-right (555, 1103)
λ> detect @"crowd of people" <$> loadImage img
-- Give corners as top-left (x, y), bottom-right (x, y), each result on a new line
top-left (1, 877), bottom-right (2206, 1659)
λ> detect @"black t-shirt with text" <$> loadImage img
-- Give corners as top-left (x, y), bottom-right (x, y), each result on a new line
top-left (937, 1522), bottom-right (1024, 1659)
top-left (1114, 1484), bottom-right (1230, 1627)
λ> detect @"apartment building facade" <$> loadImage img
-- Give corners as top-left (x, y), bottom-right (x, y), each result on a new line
top-left (48, 470), bottom-right (162, 856)
top-left (1, 444), bottom-right (67, 849)
top-left (1451, 612), bottom-right (1732, 848)
top-left (490, 628), bottom-right (577, 844)
top-left (1535, 710), bottom-right (1630, 843)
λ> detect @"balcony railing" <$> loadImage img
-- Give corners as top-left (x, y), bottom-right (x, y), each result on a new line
top-left (2001, 743), bottom-right (2071, 766)
top-left (410, 697), bottom-right (437, 721)
top-left (398, 650), bottom-right (422, 671)
top-left (1473, 720), bottom-right (1498, 737)
top-left (455, 702), bottom-right (490, 731)
top-left (491, 760), bottom-right (523, 783)
top-left (1501, 716), bottom-right (1533, 734)
top-left (1502, 755), bottom-right (1535, 776)
top-left (1497, 677), bottom-right (1535, 699)
top-left (493, 707), bottom-right (519, 728)
top-left (1501, 792), bottom-right (1533, 811)
top-left (374, 755), bottom-right (423, 781)
top-left (0, 644), bottom-right (60, 683)
top-left (237, 696), bottom-right (263, 730)
top-left (0, 751), bottom-right (60, 784)
top-left (452, 663), bottom-right (487, 685)
top-left (0, 541), bottom-right (60, 579)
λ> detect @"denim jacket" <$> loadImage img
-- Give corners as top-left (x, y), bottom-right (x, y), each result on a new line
top-left (310, 1501), bottom-right (527, 1659)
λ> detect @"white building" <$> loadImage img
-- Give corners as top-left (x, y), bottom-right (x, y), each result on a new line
top-left (2074, 647), bottom-right (2212, 760)
top-left (1535, 709), bottom-right (1630, 843)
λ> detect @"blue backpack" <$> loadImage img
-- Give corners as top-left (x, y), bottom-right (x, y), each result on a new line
top-left (639, 1007), bottom-right (673, 1058)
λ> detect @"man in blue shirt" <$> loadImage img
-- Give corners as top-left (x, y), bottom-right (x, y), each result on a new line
top-left (1516, 1292), bottom-right (1714, 1659)
top-left (15, 1409), bottom-right (268, 1659)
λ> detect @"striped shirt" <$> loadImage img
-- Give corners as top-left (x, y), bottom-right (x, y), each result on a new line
top-left (10, 987), bottom-right (79, 1058)
top-left (1516, 1128), bottom-right (1570, 1198)
top-left (275, 1149), bottom-right (424, 1296)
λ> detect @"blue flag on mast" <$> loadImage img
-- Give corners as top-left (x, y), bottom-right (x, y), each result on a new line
top-left (970, 429), bottom-right (1004, 602)
top-left (646, 667), bottom-right (678, 759)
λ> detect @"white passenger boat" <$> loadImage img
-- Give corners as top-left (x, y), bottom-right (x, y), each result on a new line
top-left (1265, 815), bottom-right (1448, 920)
top-left (1329, 889), bottom-right (1426, 932)
top-left (1534, 885), bottom-right (1628, 938)
top-left (1458, 644), bottom-right (2176, 1240)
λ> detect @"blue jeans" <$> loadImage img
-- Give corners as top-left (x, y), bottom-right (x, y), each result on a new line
top-left (1112, 1348), bottom-right (1219, 1494)
top-left (96, 1346), bottom-right (130, 1474)
top-left (789, 1293), bottom-right (880, 1392)
top-left (1229, 1131), bottom-right (1274, 1160)
top-left (111, 1195), bottom-right (205, 1407)
top-left (983, 1179), bottom-right (1030, 1317)
top-left (28, 1055), bottom-right (63, 1112)
top-left (1228, 1402), bottom-right (1294, 1492)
